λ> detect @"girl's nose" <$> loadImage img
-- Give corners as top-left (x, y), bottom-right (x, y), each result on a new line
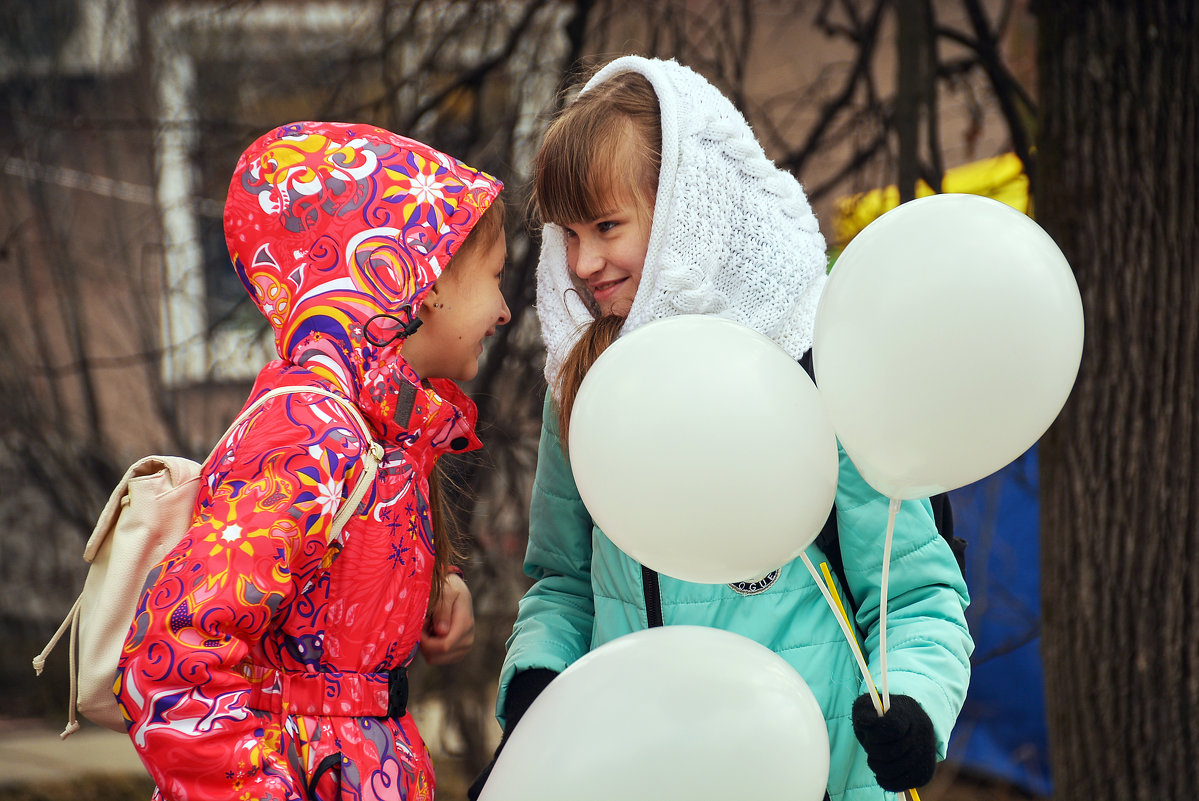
top-left (497, 296), bottom-right (512, 326)
top-left (573, 241), bottom-right (603, 279)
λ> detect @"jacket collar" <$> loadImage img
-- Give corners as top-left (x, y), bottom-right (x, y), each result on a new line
top-left (356, 371), bottom-right (481, 471)
top-left (263, 356), bottom-right (481, 471)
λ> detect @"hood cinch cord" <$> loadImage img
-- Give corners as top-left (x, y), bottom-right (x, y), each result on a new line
top-left (364, 305), bottom-right (423, 347)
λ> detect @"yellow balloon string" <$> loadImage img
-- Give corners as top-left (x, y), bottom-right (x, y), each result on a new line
top-left (819, 561), bottom-right (855, 640)
top-left (800, 553), bottom-right (882, 714)
top-left (805, 550), bottom-right (924, 801)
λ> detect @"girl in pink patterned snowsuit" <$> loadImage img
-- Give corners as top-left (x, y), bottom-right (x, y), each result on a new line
top-left (116, 121), bottom-right (510, 801)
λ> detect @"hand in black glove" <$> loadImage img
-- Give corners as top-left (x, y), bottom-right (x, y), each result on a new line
top-left (467, 668), bottom-right (558, 801)
top-left (851, 693), bottom-right (937, 793)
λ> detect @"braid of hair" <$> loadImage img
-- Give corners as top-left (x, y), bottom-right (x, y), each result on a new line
top-left (554, 314), bottom-right (626, 447)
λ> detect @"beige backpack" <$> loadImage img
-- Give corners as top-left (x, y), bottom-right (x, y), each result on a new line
top-left (32, 386), bottom-right (382, 738)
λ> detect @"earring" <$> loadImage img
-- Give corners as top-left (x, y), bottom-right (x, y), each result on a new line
top-left (433, 302), bottom-right (443, 309)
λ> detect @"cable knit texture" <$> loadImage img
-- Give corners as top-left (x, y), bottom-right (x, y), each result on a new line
top-left (536, 56), bottom-right (828, 385)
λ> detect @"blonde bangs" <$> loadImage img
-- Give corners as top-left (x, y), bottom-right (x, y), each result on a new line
top-left (533, 72), bottom-right (661, 228)
top-left (535, 121), bottom-right (631, 225)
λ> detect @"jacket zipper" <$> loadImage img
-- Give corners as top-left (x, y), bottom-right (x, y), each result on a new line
top-left (641, 565), bottom-right (663, 627)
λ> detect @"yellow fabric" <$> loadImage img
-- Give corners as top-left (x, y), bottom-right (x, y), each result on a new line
top-left (832, 153), bottom-right (1030, 249)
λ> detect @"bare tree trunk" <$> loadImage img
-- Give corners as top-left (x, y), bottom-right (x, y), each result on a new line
top-left (896, 0), bottom-right (936, 200)
top-left (1036, 2), bottom-right (1199, 799)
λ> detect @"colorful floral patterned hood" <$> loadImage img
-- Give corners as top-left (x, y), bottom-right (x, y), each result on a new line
top-left (225, 121), bottom-right (502, 408)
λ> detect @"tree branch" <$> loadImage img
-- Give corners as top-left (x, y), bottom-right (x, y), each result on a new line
top-left (949, 0), bottom-right (1037, 170)
top-left (779, 0), bottom-right (888, 176)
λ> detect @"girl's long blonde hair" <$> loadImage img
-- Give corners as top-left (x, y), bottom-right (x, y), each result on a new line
top-left (532, 70), bottom-right (662, 443)
top-left (428, 195), bottom-right (505, 605)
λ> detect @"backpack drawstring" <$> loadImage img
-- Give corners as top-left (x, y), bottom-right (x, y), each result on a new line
top-left (32, 596), bottom-right (84, 738)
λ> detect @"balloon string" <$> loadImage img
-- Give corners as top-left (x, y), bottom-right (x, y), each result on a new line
top-left (805, 545), bottom-right (922, 801)
top-left (799, 552), bottom-right (883, 714)
top-left (880, 496), bottom-right (900, 713)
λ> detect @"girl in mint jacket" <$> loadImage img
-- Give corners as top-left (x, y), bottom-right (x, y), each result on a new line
top-left (474, 57), bottom-right (973, 801)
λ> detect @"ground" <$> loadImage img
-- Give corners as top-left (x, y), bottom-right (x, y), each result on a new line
top-left (0, 709), bottom-right (1045, 796)
top-left (0, 716), bottom-right (1047, 801)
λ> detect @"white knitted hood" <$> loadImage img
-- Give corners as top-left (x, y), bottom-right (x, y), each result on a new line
top-left (536, 56), bottom-right (829, 385)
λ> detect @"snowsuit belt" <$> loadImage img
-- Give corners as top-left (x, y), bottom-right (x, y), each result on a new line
top-left (242, 663), bottom-right (409, 718)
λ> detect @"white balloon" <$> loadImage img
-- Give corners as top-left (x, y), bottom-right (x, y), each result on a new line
top-left (813, 193), bottom-right (1083, 499)
top-left (479, 626), bottom-right (830, 801)
top-left (568, 315), bottom-right (838, 584)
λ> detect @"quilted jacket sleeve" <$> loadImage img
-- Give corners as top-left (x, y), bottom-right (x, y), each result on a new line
top-left (115, 398), bottom-right (362, 801)
top-left (496, 394), bottom-right (595, 729)
top-left (833, 443), bottom-right (974, 758)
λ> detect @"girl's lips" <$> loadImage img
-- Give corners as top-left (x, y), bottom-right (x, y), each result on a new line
top-left (477, 330), bottom-right (496, 355)
top-left (590, 276), bottom-right (627, 302)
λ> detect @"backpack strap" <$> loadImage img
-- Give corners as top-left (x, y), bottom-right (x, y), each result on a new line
top-left (217, 385), bottom-right (384, 543)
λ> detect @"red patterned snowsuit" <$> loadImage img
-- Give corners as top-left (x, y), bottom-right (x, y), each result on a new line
top-left (116, 122), bottom-right (502, 801)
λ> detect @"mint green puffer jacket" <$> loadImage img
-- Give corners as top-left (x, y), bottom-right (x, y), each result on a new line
top-left (499, 395), bottom-right (973, 801)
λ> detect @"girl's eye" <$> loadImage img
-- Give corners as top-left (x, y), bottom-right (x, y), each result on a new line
top-left (562, 227), bottom-right (578, 239)
top-left (597, 221), bottom-right (617, 233)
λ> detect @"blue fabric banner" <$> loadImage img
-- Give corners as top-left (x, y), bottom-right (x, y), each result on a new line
top-left (947, 445), bottom-right (1052, 796)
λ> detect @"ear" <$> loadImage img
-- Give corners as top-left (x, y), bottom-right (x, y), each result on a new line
top-left (421, 282), bottom-right (442, 312)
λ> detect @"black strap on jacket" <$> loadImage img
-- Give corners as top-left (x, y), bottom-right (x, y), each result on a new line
top-left (387, 664), bottom-right (409, 718)
top-left (304, 666), bottom-right (409, 800)
top-left (641, 565), bottom-right (664, 627)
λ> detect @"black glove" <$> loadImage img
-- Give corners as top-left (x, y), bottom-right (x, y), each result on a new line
top-left (467, 668), bottom-right (558, 800)
top-left (851, 693), bottom-right (937, 792)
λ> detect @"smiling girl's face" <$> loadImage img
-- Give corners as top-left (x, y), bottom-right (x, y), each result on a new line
top-left (535, 97), bottom-right (660, 320)
top-left (560, 190), bottom-right (651, 317)
top-left (402, 201), bottom-right (511, 382)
